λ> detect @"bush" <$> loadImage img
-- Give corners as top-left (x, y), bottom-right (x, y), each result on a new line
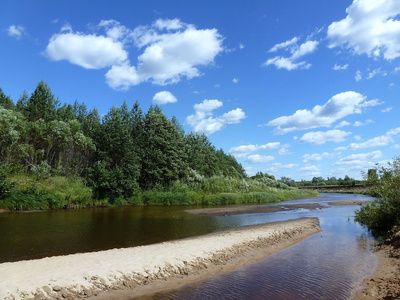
top-left (355, 157), bottom-right (400, 237)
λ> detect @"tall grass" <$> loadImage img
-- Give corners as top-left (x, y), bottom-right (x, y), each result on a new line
top-left (0, 174), bottom-right (318, 211)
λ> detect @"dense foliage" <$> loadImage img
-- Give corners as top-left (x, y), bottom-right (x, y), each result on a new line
top-left (0, 82), bottom-right (315, 210)
top-left (355, 157), bottom-right (400, 238)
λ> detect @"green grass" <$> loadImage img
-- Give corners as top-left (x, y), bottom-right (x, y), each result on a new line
top-left (0, 174), bottom-right (318, 211)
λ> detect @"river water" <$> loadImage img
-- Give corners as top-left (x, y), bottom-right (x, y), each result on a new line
top-left (0, 193), bottom-right (376, 299)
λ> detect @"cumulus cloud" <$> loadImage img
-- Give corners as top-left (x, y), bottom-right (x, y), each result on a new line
top-left (152, 91), bottom-right (177, 105)
top-left (232, 78), bottom-right (238, 84)
top-left (45, 31), bottom-right (128, 69)
top-left (264, 37), bottom-right (318, 70)
top-left (245, 155), bottom-right (275, 164)
top-left (327, 0), bottom-right (400, 60)
top-left (229, 142), bottom-right (281, 158)
top-left (45, 19), bottom-right (224, 90)
top-left (367, 68), bottom-right (387, 80)
top-left (186, 99), bottom-right (245, 135)
top-left (267, 91), bottom-right (380, 134)
top-left (266, 163), bottom-right (299, 174)
top-left (7, 25), bottom-right (25, 39)
top-left (334, 150), bottom-right (382, 167)
top-left (335, 127), bottom-right (400, 151)
top-left (299, 130), bottom-right (351, 145)
top-left (299, 165), bottom-right (321, 178)
top-left (302, 152), bottom-right (333, 163)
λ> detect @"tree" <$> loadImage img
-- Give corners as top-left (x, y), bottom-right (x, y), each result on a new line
top-left (139, 106), bottom-right (188, 189)
top-left (89, 104), bottom-right (140, 199)
top-left (25, 81), bottom-right (59, 122)
top-left (0, 88), bottom-right (14, 110)
top-left (355, 157), bottom-right (400, 237)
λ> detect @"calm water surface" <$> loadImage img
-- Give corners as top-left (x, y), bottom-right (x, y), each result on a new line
top-left (0, 193), bottom-right (376, 299)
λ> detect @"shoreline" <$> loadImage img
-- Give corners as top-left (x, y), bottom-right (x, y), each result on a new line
top-left (355, 243), bottom-right (400, 299)
top-left (0, 218), bottom-right (321, 300)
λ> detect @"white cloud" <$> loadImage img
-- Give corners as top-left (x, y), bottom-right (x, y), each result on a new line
top-left (232, 78), bottom-right (238, 84)
top-left (45, 19), bottom-right (224, 90)
top-left (302, 152), bottom-right (332, 163)
top-left (45, 32), bottom-right (128, 69)
top-left (334, 150), bottom-right (382, 167)
top-left (239, 43), bottom-right (245, 50)
top-left (327, 0), bottom-right (400, 60)
top-left (335, 127), bottom-right (400, 151)
top-left (267, 91), bottom-right (380, 134)
top-left (367, 68), bottom-right (387, 80)
top-left (268, 37), bottom-right (299, 53)
top-left (335, 121), bottom-right (351, 128)
top-left (266, 163), bottom-right (299, 174)
top-left (299, 130), bottom-right (351, 145)
top-left (7, 25), bottom-right (25, 39)
top-left (353, 119), bottom-right (374, 127)
top-left (354, 135), bottom-right (363, 141)
top-left (264, 38), bottom-right (318, 71)
top-left (229, 142), bottom-right (281, 158)
top-left (186, 99), bottom-right (245, 135)
top-left (245, 155), bottom-right (275, 164)
top-left (152, 91), bottom-right (177, 105)
top-left (333, 64), bottom-right (349, 70)
top-left (382, 107), bottom-right (393, 112)
top-left (355, 70), bottom-right (362, 81)
top-left (299, 165), bottom-right (321, 178)
top-left (392, 144), bottom-right (400, 149)
top-left (278, 144), bottom-right (292, 155)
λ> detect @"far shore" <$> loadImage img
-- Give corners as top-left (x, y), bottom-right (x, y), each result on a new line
top-left (0, 218), bottom-right (321, 300)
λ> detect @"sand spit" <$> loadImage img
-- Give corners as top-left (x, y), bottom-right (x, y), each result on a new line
top-left (327, 200), bottom-right (368, 206)
top-left (0, 218), bottom-right (320, 300)
top-left (186, 203), bottom-right (326, 216)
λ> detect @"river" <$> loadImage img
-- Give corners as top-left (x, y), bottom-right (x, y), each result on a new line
top-left (0, 193), bottom-right (376, 299)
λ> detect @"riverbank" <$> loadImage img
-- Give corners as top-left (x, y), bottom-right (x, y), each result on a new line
top-left (355, 240), bottom-right (400, 299)
top-left (0, 218), bottom-right (320, 300)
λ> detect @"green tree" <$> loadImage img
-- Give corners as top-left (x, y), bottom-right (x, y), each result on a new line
top-left (25, 81), bottom-right (59, 122)
top-left (0, 88), bottom-right (14, 110)
top-left (139, 106), bottom-right (187, 189)
top-left (355, 157), bottom-right (400, 237)
top-left (89, 104), bottom-right (140, 199)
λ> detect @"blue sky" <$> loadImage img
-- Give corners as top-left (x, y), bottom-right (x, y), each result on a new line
top-left (1, 0), bottom-right (399, 180)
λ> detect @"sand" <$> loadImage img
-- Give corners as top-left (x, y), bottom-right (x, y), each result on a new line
top-left (355, 242), bottom-right (400, 299)
top-left (327, 200), bottom-right (368, 206)
top-left (0, 218), bottom-right (321, 300)
top-left (186, 203), bottom-right (326, 216)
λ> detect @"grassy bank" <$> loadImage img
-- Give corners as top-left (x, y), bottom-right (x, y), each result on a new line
top-left (0, 175), bottom-right (318, 211)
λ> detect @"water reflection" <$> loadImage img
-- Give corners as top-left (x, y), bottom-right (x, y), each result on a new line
top-left (0, 193), bottom-right (377, 299)
top-left (146, 194), bottom-right (377, 300)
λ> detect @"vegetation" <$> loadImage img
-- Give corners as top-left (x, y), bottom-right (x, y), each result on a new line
top-left (294, 175), bottom-right (361, 187)
top-left (0, 82), bottom-right (316, 210)
top-left (355, 157), bottom-right (400, 238)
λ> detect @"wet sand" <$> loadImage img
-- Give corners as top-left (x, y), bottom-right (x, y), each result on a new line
top-left (327, 200), bottom-right (368, 206)
top-left (186, 203), bottom-right (326, 216)
top-left (0, 218), bottom-right (321, 300)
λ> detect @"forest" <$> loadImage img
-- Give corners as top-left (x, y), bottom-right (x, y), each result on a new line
top-left (0, 81), bottom-right (316, 210)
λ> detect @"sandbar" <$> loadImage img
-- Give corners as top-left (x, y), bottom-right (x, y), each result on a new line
top-left (186, 203), bottom-right (326, 216)
top-left (0, 218), bottom-right (321, 300)
top-left (327, 200), bottom-right (368, 206)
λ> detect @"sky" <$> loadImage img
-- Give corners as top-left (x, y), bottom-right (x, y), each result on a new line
top-left (1, 0), bottom-right (400, 181)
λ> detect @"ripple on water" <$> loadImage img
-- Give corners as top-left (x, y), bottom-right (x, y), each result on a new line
top-left (148, 195), bottom-right (377, 300)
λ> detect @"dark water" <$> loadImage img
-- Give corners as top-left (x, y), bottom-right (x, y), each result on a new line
top-left (0, 193), bottom-right (377, 299)
top-left (144, 194), bottom-right (377, 300)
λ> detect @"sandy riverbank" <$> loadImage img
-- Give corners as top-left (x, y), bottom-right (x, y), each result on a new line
top-left (355, 242), bottom-right (400, 299)
top-left (186, 203), bottom-right (326, 216)
top-left (0, 218), bottom-right (320, 300)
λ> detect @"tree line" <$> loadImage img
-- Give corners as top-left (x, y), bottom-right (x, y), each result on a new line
top-left (0, 81), bottom-right (246, 201)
